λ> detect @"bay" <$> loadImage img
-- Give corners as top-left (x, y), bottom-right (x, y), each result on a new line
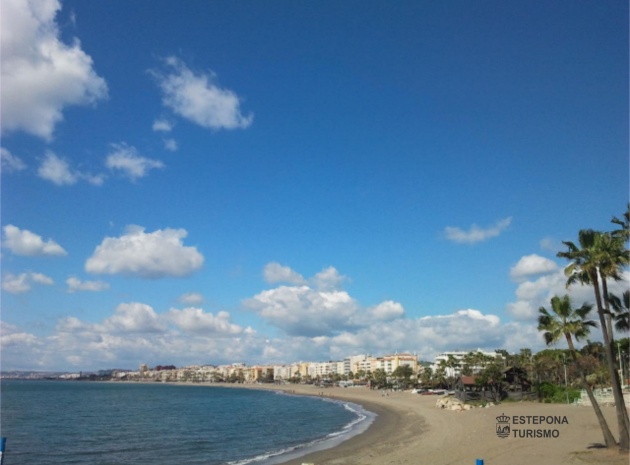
top-left (0, 380), bottom-right (372, 465)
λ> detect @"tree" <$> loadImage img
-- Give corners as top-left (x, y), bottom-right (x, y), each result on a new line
top-left (420, 366), bottom-right (433, 387)
top-left (608, 291), bottom-right (630, 333)
top-left (517, 348), bottom-right (534, 381)
top-left (538, 295), bottom-right (616, 447)
top-left (558, 226), bottom-right (630, 451)
top-left (611, 203), bottom-right (630, 241)
top-left (392, 365), bottom-right (414, 389)
top-left (461, 352), bottom-right (476, 376)
top-left (475, 361), bottom-right (504, 402)
top-left (433, 366), bottom-right (447, 388)
top-left (372, 368), bottom-right (387, 389)
top-left (438, 355), bottom-right (460, 389)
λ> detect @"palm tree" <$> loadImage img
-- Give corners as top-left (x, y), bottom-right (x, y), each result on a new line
top-left (608, 291), bottom-right (630, 333)
top-left (611, 203), bottom-right (630, 241)
top-left (558, 229), bottom-right (629, 451)
top-left (538, 295), bottom-right (616, 447)
top-left (592, 232), bottom-right (629, 338)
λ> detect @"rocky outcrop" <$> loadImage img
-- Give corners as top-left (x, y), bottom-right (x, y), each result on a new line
top-left (435, 395), bottom-right (492, 411)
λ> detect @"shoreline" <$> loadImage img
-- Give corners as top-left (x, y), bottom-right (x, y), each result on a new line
top-left (216, 383), bottom-right (628, 465)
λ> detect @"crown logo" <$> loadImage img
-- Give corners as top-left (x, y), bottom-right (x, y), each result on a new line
top-left (496, 413), bottom-right (510, 439)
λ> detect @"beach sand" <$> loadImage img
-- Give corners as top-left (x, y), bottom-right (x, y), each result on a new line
top-left (230, 383), bottom-right (628, 465)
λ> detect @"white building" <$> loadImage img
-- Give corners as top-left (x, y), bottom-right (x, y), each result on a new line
top-left (431, 350), bottom-right (502, 378)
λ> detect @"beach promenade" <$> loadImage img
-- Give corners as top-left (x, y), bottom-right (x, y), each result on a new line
top-left (236, 383), bottom-right (627, 465)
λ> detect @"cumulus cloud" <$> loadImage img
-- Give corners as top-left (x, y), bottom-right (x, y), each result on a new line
top-left (166, 307), bottom-right (244, 335)
top-left (2, 271), bottom-right (54, 293)
top-left (509, 254), bottom-right (558, 281)
top-left (152, 57), bottom-right (253, 131)
top-left (2, 224), bottom-right (67, 256)
top-left (85, 225), bottom-right (204, 278)
top-left (0, 322), bottom-right (40, 348)
top-left (105, 143), bottom-right (164, 180)
top-left (2, 262), bottom-right (576, 371)
top-left (311, 266), bottom-right (347, 291)
top-left (0, 0), bottom-right (107, 139)
top-left (178, 292), bottom-right (204, 305)
top-left (37, 151), bottom-right (104, 186)
top-left (1, 296), bottom-right (548, 371)
top-left (245, 285), bottom-right (359, 337)
top-left (1, 301), bottom-right (255, 370)
top-left (1, 147), bottom-right (27, 173)
top-left (66, 277), bottom-right (109, 293)
top-left (37, 151), bottom-right (77, 185)
top-left (250, 265), bottom-right (398, 337)
top-left (505, 264), bottom-right (628, 320)
top-left (444, 217), bottom-right (512, 244)
top-left (104, 302), bottom-right (165, 333)
top-left (263, 262), bottom-right (305, 285)
top-left (369, 300), bottom-right (405, 321)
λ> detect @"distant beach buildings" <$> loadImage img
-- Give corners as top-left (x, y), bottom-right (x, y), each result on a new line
top-left (30, 351), bottom-right (517, 384)
top-left (104, 352), bottom-right (422, 384)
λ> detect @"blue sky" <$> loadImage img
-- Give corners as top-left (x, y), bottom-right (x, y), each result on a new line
top-left (1, 0), bottom-right (628, 371)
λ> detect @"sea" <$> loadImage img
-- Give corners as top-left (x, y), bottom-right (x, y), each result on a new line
top-left (0, 380), bottom-right (375, 465)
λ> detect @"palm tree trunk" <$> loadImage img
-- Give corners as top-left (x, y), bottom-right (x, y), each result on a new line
top-left (600, 275), bottom-right (630, 434)
top-left (566, 334), bottom-right (617, 447)
top-left (590, 270), bottom-right (630, 451)
top-left (600, 276), bottom-right (616, 343)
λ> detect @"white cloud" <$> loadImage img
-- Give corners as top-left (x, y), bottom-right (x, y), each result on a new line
top-left (104, 302), bottom-right (165, 333)
top-left (85, 225), bottom-right (204, 278)
top-left (152, 57), bottom-right (253, 130)
top-left (1, 301), bottom-right (256, 370)
top-left (0, 298), bottom-right (548, 371)
top-left (0, 322), bottom-right (40, 348)
top-left (152, 119), bottom-right (173, 132)
top-left (9, 263), bottom-right (597, 371)
top-left (263, 262), bottom-right (305, 285)
top-left (37, 151), bottom-right (77, 185)
top-left (250, 265), bottom-right (398, 337)
top-left (2, 224), bottom-right (67, 256)
top-left (369, 300), bottom-right (405, 321)
top-left (311, 266), bottom-right (347, 291)
top-left (0, 0), bottom-right (107, 139)
top-left (2, 272), bottom-right (54, 293)
top-left (37, 151), bottom-right (104, 186)
top-left (505, 264), bottom-right (629, 320)
top-left (30, 272), bottom-right (54, 285)
top-left (163, 138), bottom-right (178, 152)
top-left (245, 285), bottom-right (359, 337)
top-left (1, 147), bottom-right (27, 172)
top-left (509, 254), bottom-right (558, 281)
top-left (444, 217), bottom-right (512, 244)
top-left (178, 292), bottom-right (204, 305)
top-left (166, 307), bottom-right (244, 335)
top-left (66, 277), bottom-right (109, 293)
top-left (105, 143), bottom-right (164, 180)
top-left (2, 273), bottom-right (31, 293)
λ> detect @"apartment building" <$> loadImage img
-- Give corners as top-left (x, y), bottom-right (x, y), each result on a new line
top-left (430, 350), bottom-right (502, 378)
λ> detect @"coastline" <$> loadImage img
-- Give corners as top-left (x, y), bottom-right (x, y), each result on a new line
top-left (217, 383), bottom-right (628, 465)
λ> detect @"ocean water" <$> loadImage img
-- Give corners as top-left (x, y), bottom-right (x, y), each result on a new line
top-left (0, 380), bottom-right (374, 465)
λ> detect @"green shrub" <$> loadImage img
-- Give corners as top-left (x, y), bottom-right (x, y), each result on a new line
top-left (536, 382), bottom-right (580, 403)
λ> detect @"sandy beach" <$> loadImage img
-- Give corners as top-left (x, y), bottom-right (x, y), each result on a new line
top-left (227, 383), bottom-right (628, 465)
